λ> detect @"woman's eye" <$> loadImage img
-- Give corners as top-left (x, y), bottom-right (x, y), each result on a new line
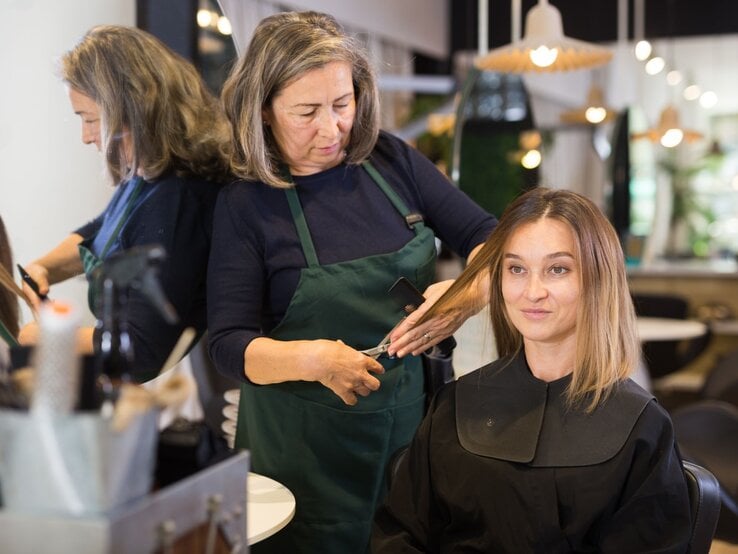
top-left (509, 265), bottom-right (524, 275)
top-left (550, 265), bottom-right (569, 275)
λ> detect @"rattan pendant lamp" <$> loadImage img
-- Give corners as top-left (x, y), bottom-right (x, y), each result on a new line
top-left (560, 83), bottom-right (616, 125)
top-left (475, 0), bottom-right (613, 73)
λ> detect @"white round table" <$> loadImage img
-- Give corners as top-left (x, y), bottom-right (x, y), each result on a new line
top-left (632, 317), bottom-right (709, 392)
top-left (637, 317), bottom-right (708, 342)
top-left (247, 472), bottom-right (296, 545)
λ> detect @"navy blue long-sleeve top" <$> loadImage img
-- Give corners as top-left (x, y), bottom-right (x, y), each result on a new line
top-left (76, 172), bottom-right (223, 381)
top-left (207, 131), bottom-right (497, 383)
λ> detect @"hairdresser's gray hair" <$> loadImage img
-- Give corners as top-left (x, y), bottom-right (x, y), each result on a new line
top-left (221, 11), bottom-right (380, 188)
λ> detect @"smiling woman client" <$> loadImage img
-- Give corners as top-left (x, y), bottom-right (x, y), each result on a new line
top-left (372, 187), bottom-right (692, 553)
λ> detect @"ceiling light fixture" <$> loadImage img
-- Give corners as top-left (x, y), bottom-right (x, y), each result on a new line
top-left (632, 104), bottom-right (703, 148)
top-left (560, 84), bottom-right (616, 125)
top-left (475, 0), bottom-right (612, 73)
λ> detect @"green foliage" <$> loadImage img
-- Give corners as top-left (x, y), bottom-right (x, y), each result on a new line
top-left (658, 150), bottom-right (717, 257)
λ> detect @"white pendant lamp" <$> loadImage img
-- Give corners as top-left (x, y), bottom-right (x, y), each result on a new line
top-left (475, 0), bottom-right (613, 73)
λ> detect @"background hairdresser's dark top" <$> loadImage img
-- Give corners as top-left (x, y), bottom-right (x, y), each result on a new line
top-left (76, 172), bottom-right (223, 381)
top-left (207, 131), bottom-right (497, 382)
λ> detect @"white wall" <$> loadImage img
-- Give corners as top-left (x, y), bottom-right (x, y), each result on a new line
top-left (0, 0), bottom-right (135, 325)
top-left (219, 0), bottom-right (448, 59)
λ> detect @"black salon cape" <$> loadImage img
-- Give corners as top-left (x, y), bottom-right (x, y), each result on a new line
top-left (372, 354), bottom-right (691, 553)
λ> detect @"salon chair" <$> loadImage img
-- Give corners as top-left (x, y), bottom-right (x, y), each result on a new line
top-left (631, 292), bottom-right (712, 379)
top-left (383, 446), bottom-right (721, 551)
top-left (673, 400), bottom-right (738, 544)
top-left (683, 461), bottom-right (722, 553)
top-left (701, 347), bottom-right (738, 407)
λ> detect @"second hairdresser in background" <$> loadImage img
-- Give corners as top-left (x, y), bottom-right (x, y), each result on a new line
top-left (18, 25), bottom-right (232, 381)
top-left (207, 10), bottom-right (496, 553)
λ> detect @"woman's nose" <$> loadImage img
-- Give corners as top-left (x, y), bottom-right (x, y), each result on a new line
top-left (82, 129), bottom-right (96, 145)
top-left (525, 275), bottom-right (547, 300)
top-left (316, 109), bottom-right (340, 137)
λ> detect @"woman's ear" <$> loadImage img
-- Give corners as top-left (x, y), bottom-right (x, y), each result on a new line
top-left (261, 108), bottom-right (271, 126)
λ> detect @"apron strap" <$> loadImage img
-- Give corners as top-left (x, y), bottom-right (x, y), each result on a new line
top-left (361, 161), bottom-right (425, 235)
top-left (0, 319), bottom-right (18, 348)
top-left (285, 187), bottom-right (320, 268)
top-left (99, 176), bottom-right (144, 259)
top-left (284, 161), bottom-right (426, 267)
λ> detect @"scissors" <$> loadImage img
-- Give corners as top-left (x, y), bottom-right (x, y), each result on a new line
top-left (359, 278), bottom-right (425, 359)
top-left (360, 316), bottom-right (408, 359)
top-left (360, 330), bottom-right (392, 359)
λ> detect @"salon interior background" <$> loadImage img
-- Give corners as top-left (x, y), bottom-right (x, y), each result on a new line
top-left (2, 0), bottom-right (737, 323)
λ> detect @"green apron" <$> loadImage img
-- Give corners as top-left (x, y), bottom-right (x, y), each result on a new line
top-left (0, 320), bottom-right (18, 348)
top-left (78, 177), bottom-right (144, 313)
top-left (236, 161), bottom-right (437, 553)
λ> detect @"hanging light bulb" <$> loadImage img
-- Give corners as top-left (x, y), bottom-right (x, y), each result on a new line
top-left (660, 128), bottom-right (684, 148)
top-left (699, 91), bottom-right (718, 109)
top-left (529, 45), bottom-right (558, 68)
top-left (634, 40), bottom-right (652, 61)
top-left (666, 70), bottom-right (683, 86)
top-left (645, 56), bottom-right (665, 75)
top-left (197, 9), bottom-right (213, 28)
top-left (521, 149), bottom-right (542, 169)
top-left (475, 0), bottom-right (612, 73)
top-left (217, 15), bottom-right (232, 35)
top-left (508, 130), bottom-right (543, 168)
top-left (683, 84), bottom-right (701, 101)
top-left (632, 104), bottom-right (703, 148)
top-left (585, 107), bottom-right (607, 124)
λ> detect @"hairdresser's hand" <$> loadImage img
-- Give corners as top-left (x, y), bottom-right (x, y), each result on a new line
top-left (17, 322), bottom-right (39, 346)
top-left (19, 262), bottom-right (50, 312)
top-left (244, 336), bottom-right (385, 406)
top-left (17, 322), bottom-right (93, 354)
top-left (387, 279), bottom-right (476, 358)
top-left (310, 340), bottom-right (385, 406)
top-left (387, 280), bottom-right (454, 357)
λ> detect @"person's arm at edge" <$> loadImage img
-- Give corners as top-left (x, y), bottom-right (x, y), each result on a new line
top-left (21, 233), bottom-right (85, 305)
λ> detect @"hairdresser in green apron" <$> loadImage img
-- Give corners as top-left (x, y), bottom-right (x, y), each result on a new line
top-left (235, 162), bottom-right (436, 552)
top-left (208, 11), bottom-right (497, 553)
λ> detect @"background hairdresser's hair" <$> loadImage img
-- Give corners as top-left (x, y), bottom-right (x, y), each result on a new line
top-left (0, 216), bottom-right (19, 339)
top-left (221, 11), bottom-right (380, 188)
top-left (61, 25), bottom-right (231, 184)
top-left (425, 187), bottom-right (640, 411)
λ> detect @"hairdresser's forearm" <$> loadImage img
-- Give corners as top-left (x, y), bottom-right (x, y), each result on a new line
top-left (31, 234), bottom-right (85, 284)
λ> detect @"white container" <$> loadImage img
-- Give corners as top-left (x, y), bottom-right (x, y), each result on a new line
top-left (0, 408), bottom-right (158, 516)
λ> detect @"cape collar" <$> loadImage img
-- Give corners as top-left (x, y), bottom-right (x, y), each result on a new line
top-left (455, 353), bottom-right (654, 466)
